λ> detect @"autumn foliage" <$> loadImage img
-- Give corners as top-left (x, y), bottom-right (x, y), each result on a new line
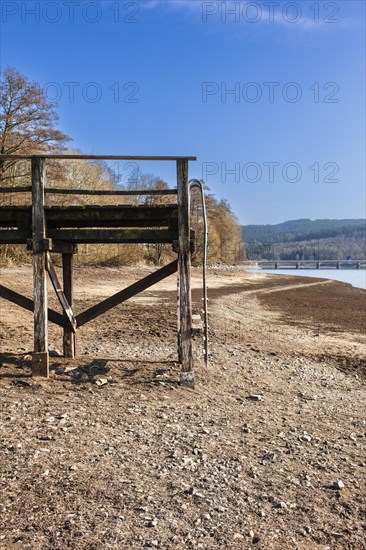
top-left (0, 66), bottom-right (244, 266)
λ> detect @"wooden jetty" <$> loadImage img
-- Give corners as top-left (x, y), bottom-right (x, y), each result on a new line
top-left (0, 154), bottom-right (197, 387)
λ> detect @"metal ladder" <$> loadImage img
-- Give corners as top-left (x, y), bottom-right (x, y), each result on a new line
top-left (189, 179), bottom-right (209, 366)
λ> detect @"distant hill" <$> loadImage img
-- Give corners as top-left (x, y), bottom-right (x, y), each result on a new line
top-left (242, 219), bottom-right (366, 260)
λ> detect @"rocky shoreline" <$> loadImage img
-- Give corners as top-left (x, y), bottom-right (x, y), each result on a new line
top-left (0, 267), bottom-right (365, 548)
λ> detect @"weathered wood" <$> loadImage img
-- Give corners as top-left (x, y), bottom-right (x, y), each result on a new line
top-left (32, 352), bottom-right (49, 377)
top-left (177, 159), bottom-right (194, 387)
top-left (0, 154), bottom-right (197, 161)
top-left (0, 205), bottom-right (178, 226)
top-left (46, 252), bottom-right (76, 333)
top-left (76, 260), bottom-right (178, 327)
top-left (62, 253), bottom-right (75, 358)
top-left (177, 269), bottom-right (181, 363)
top-left (26, 238), bottom-right (78, 254)
top-left (0, 284), bottom-right (66, 327)
top-left (47, 228), bottom-right (178, 244)
top-left (46, 205), bottom-right (178, 227)
top-left (0, 186), bottom-right (32, 193)
top-left (0, 229), bottom-right (30, 243)
top-left (1, 154), bottom-right (198, 387)
top-left (0, 207), bottom-right (31, 228)
top-left (32, 157), bottom-right (49, 377)
top-left (46, 188), bottom-right (177, 196)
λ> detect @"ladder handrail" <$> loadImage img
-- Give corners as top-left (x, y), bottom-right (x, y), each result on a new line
top-left (190, 179), bottom-right (208, 366)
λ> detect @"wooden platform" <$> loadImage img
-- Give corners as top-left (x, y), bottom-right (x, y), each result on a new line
top-left (0, 154), bottom-right (197, 387)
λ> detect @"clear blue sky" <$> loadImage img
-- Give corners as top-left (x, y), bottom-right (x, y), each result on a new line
top-left (1, 0), bottom-right (365, 224)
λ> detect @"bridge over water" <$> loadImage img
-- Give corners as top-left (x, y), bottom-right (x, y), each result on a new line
top-left (257, 260), bottom-right (366, 270)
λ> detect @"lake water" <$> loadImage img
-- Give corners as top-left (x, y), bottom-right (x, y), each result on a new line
top-left (247, 269), bottom-right (366, 290)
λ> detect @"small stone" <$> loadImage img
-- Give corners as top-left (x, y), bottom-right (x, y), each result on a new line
top-left (233, 533), bottom-right (244, 540)
top-left (95, 377), bottom-right (108, 386)
top-left (69, 465), bottom-right (78, 471)
top-left (278, 501), bottom-right (287, 509)
top-left (201, 513), bottom-right (211, 521)
top-left (302, 435), bottom-right (312, 442)
top-left (333, 480), bottom-right (345, 489)
top-left (67, 369), bottom-right (80, 378)
top-left (80, 373), bottom-right (89, 382)
top-left (216, 506), bottom-right (226, 513)
top-left (48, 345), bottom-right (62, 357)
top-left (247, 394), bottom-right (262, 401)
top-left (147, 519), bottom-right (158, 528)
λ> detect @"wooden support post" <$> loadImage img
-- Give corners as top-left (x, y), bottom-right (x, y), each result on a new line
top-left (32, 157), bottom-right (49, 377)
top-left (62, 253), bottom-right (75, 358)
top-left (177, 159), bottom-right (194, 388)
top-left (177, 270), bottom-right (181, 364)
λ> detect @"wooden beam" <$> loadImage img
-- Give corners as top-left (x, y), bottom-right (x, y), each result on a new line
top-left (177, 159), bottom-right (194, 388)
top-left (0, 154), bottom-right (197, 161)
top-left (0, 205), bottom-right (179, 229)
top-left (0, 207), bottom-right (32, 228)
top-left (0, 186), bottom-right (32, 193)
top-left (0, 284), bottom-right (66, 327)
top-left (0, 229), bottom-right (30, 243)
top-left (45, 188), bottom-right (178, 196)
top-left (76, 260), bottom-right (178, 327)
top-left (46, 205), bottom-right (178, 228)
top-left (46, 252), bottom-right (76, 333)
top-left (32, 157), bottom-right (49, 377)
top-left (47, 228), bottom-right (178, 244)
top-left (26, 238), bottom-right (78, 254)
top-left (62, 253), bottom-right (76, 358)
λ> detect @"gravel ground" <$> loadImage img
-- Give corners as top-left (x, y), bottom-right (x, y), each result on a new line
top-left (0, 266), bottom-right (365, 549)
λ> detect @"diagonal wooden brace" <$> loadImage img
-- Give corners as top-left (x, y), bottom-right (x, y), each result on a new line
top-left (76, 259), bottom-right (178, 327)
top-left (0, 284), bottom-right (66, 328)
top-left (46, 252), bottom-right (77, 332)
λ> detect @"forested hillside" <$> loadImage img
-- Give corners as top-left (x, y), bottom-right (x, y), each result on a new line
top-left (243, 219), bottom-right (366, 260)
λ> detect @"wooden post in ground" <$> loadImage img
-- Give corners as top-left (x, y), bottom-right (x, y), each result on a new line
top-left (177, 159), bottom-right (194, 387)
top-left (62, 253), bottom-right (76, 358)
top-left (177, 271), bottom-right (181, 364)
top-left (32, 156), bottom-right (49, 376)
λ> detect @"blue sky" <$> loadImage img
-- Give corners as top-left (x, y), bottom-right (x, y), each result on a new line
top-left (1, 0), bottom-right (365, 224)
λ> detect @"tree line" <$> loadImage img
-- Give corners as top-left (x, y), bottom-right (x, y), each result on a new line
top-left (243, 218), bottom-right (366, 260)
top-left (0, 66), bottom-right (244, 266)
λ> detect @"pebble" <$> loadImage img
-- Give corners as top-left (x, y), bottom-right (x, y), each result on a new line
top-left (147, 519), bottom-right (158, 528)
top-left (95, 378), bottom-right (108, 386)
top-left (233, 533), bottom-right (244, 540)
top-left (201, 513), bottom-right (211, 521)
top-left (334, 480), bottom-right (345, 489)
top-left (302, 435), bottom-right (312, 442)
top-left (247, 394), bottom-right (263, 401)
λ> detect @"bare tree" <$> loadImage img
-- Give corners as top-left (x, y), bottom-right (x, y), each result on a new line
top-left (0, 66), bottom-right (70, 184)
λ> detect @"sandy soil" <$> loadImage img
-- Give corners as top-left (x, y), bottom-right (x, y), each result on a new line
top-left (0, 265), bottom-right (365, 549)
